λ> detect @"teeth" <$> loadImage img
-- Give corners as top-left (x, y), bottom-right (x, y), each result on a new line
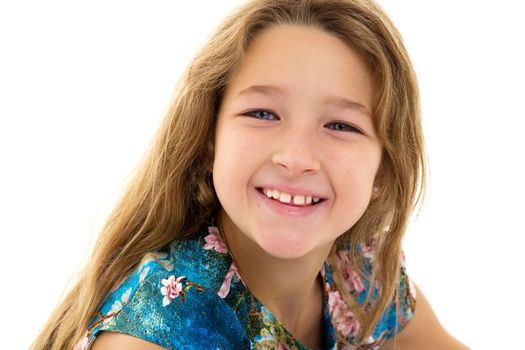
top-left (293, 195), bottom-right (305, 205)
top-left (261, 188), bottom-right (321, 206)
top-left (279, 192), bottom-right (291, 203)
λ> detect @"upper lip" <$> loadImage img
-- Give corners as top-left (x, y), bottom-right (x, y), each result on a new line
top-left (256, 184), bottom-right (328, 199)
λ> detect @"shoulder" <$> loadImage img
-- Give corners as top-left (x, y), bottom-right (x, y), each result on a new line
top-left (382, 283), bottom-right (470, 350)
top-left (83, 232), bottom-right (249, 350)
top-left (90, 332), bottom-right (168, 350)
top-left (323, 247), bottom-right (417, 347)
top-left (368, 253), bottom-right (416, 343)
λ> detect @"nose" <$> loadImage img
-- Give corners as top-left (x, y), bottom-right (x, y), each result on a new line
top-left (271, 125), bottom-right (321, 176)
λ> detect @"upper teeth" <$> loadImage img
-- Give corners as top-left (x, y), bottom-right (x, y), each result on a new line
top-left (263, 188), bottom-right (320, 205)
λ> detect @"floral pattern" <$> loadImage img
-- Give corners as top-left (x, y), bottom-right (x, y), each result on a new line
top-left (161, 275), bottom-right (204, 305)
top-left (336, 250), bottom-right (365, 294)
top-left (203, 226), bottom-right (228, 253)
top-left (361, 234), bottom-right (379, 261)
top-left (327, 287), bottom-right (360, 337)
top-left (78, 225), bottom-right (415, 350)
top-left (160, 275), bottom-right (185, 306)
top-left (218, 260), bottom-right (243, 299)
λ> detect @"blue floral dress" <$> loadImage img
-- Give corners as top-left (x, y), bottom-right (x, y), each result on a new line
top-left (75, 226), bottom-right (416, 350)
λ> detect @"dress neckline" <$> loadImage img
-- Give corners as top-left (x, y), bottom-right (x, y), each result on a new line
top-left (197, 225), bottom-right (337, 349)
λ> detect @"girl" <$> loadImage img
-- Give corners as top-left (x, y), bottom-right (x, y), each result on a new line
top-left (32, 0), bottom-right (468, 349)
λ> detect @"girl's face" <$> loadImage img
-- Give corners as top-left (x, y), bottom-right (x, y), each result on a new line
top-left (213, 25), bottom-right (382, 260)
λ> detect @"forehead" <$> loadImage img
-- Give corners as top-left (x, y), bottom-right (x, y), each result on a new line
top-left (222, 25), bottom-right (374, 112)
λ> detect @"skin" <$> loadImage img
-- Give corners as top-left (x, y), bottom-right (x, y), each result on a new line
top-left (91, 25), bottom-right (469, 350)
top-left (382, 284), bottom-right (469, 350)
top-left (92, 284), bottom-right (470, 350)
top-left (212, 25), bottom-right (381, 348)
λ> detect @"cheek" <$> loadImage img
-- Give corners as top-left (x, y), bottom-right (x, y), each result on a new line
top-left (212, 128), bottom-right (259, 196)
top-left (339, 145), bottom-right (381, 179)
top-left (335, 146), bottom-right (381, 202)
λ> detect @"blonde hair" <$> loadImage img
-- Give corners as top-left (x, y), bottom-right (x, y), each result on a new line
top-left (32, 0), bottom-right (426, 348)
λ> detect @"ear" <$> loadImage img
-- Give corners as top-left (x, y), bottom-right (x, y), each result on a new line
top-left (371, 153), bottom-right (389, 201)
top-left (371, 164), bottom-right (384, 201)
top-left (371, 184), bottom-right (380, 201)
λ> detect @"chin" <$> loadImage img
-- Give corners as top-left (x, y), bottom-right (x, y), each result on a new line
top-left (253, 228), bottom-right (319, 260)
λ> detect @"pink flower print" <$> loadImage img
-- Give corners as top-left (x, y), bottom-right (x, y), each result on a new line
top-left (337, 251), bottom-right (365, 293)
top-left (362, 235), bottom-right (378, 260)
top-left (277, 343), bottom-right (291, 350)
top-left (328, 289), bottom-right (360, 337)
top-left (363, 335), bottom-right (376, 344)
top-left (407, 275), bottom-right (417, 299)
top-left (342, 265), bottom-right (365, 294)
top-left (204, 226), bottom-right (228, 254)
top-left (103, 315), bottom-right (115, 327)
top-left (161, 275), bottom-right (185, 306)
top-left (362, 335), bottom-right (381, 350)
top-left (103, 300), bottom-right (121, 326)
top-left (121, 287), bottom-right (132, 304)
top-left (104, 287), bottom-right (132, 326)
top-left (139, 266), bottom-right (150, 283)
top-left (400, 250), bottom-right (407, 268)
top-left (218, 261), bottom-right (242, 299)
top-left (73, 331), bottom-right (89, 350)
top-left (362, 245), bottom-right (375, 260)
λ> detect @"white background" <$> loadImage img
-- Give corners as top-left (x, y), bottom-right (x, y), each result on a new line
top-left (1, 1), bottom-right (524, 349)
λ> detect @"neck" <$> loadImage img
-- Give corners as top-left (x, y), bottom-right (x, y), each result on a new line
top-left (218, 211), bottom-right (332, 346)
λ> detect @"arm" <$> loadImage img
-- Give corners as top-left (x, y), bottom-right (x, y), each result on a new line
top-left (91, 332), bottom-right (169, 350)
top-left (382, 283), bottom-right (470, 350)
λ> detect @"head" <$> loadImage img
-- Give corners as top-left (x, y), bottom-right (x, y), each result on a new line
top-left (172, 0), bottom-right (426, 340)
top-left (164, 0), bottom-right (425, 245)
top-left (32, 1), bottom-right (426, 348)
top-left (212, 24), bottom-right (382, 260)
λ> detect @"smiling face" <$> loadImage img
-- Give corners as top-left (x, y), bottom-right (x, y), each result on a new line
top-left (213, 25), bottom-right (383, 260)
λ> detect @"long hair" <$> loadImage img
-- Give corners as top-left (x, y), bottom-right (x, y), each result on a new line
top-left (31, 0), bottom-right (426, 348)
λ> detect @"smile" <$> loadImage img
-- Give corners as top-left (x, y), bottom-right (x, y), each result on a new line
top-left (257, 187), bottom-right (324, 207)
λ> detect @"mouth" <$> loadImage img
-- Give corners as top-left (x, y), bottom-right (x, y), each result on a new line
top-left (255, 187), bottom-right (326, 207)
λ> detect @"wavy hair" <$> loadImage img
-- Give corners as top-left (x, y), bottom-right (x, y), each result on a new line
top-left (31, 0), bottom-right (426, 348)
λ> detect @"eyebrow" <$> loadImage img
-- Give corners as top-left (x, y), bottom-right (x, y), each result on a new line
top-left (236, 84), bottom-right (371, 116)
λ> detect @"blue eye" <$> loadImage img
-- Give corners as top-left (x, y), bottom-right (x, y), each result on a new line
top-left (326, 121), bottom-right (362, 133)
top-left (245, 109), bottom-right (279, 120)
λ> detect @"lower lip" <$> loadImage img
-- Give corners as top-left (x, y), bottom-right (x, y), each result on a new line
top-left (253, 188), bottom-right (326, 217)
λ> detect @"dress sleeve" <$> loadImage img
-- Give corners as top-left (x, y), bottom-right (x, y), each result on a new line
top-left (370, 250), bottom-right (417, 343)
top-left (84, 261), bottom-right (249, 350)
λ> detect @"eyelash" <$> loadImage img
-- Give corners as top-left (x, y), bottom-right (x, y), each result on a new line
top-left (243, 109), bottom-right (362, 134)
top-left (244, 109), bottom-right (278, 121)
top-left (325, 122), bottom-right (362, 133)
